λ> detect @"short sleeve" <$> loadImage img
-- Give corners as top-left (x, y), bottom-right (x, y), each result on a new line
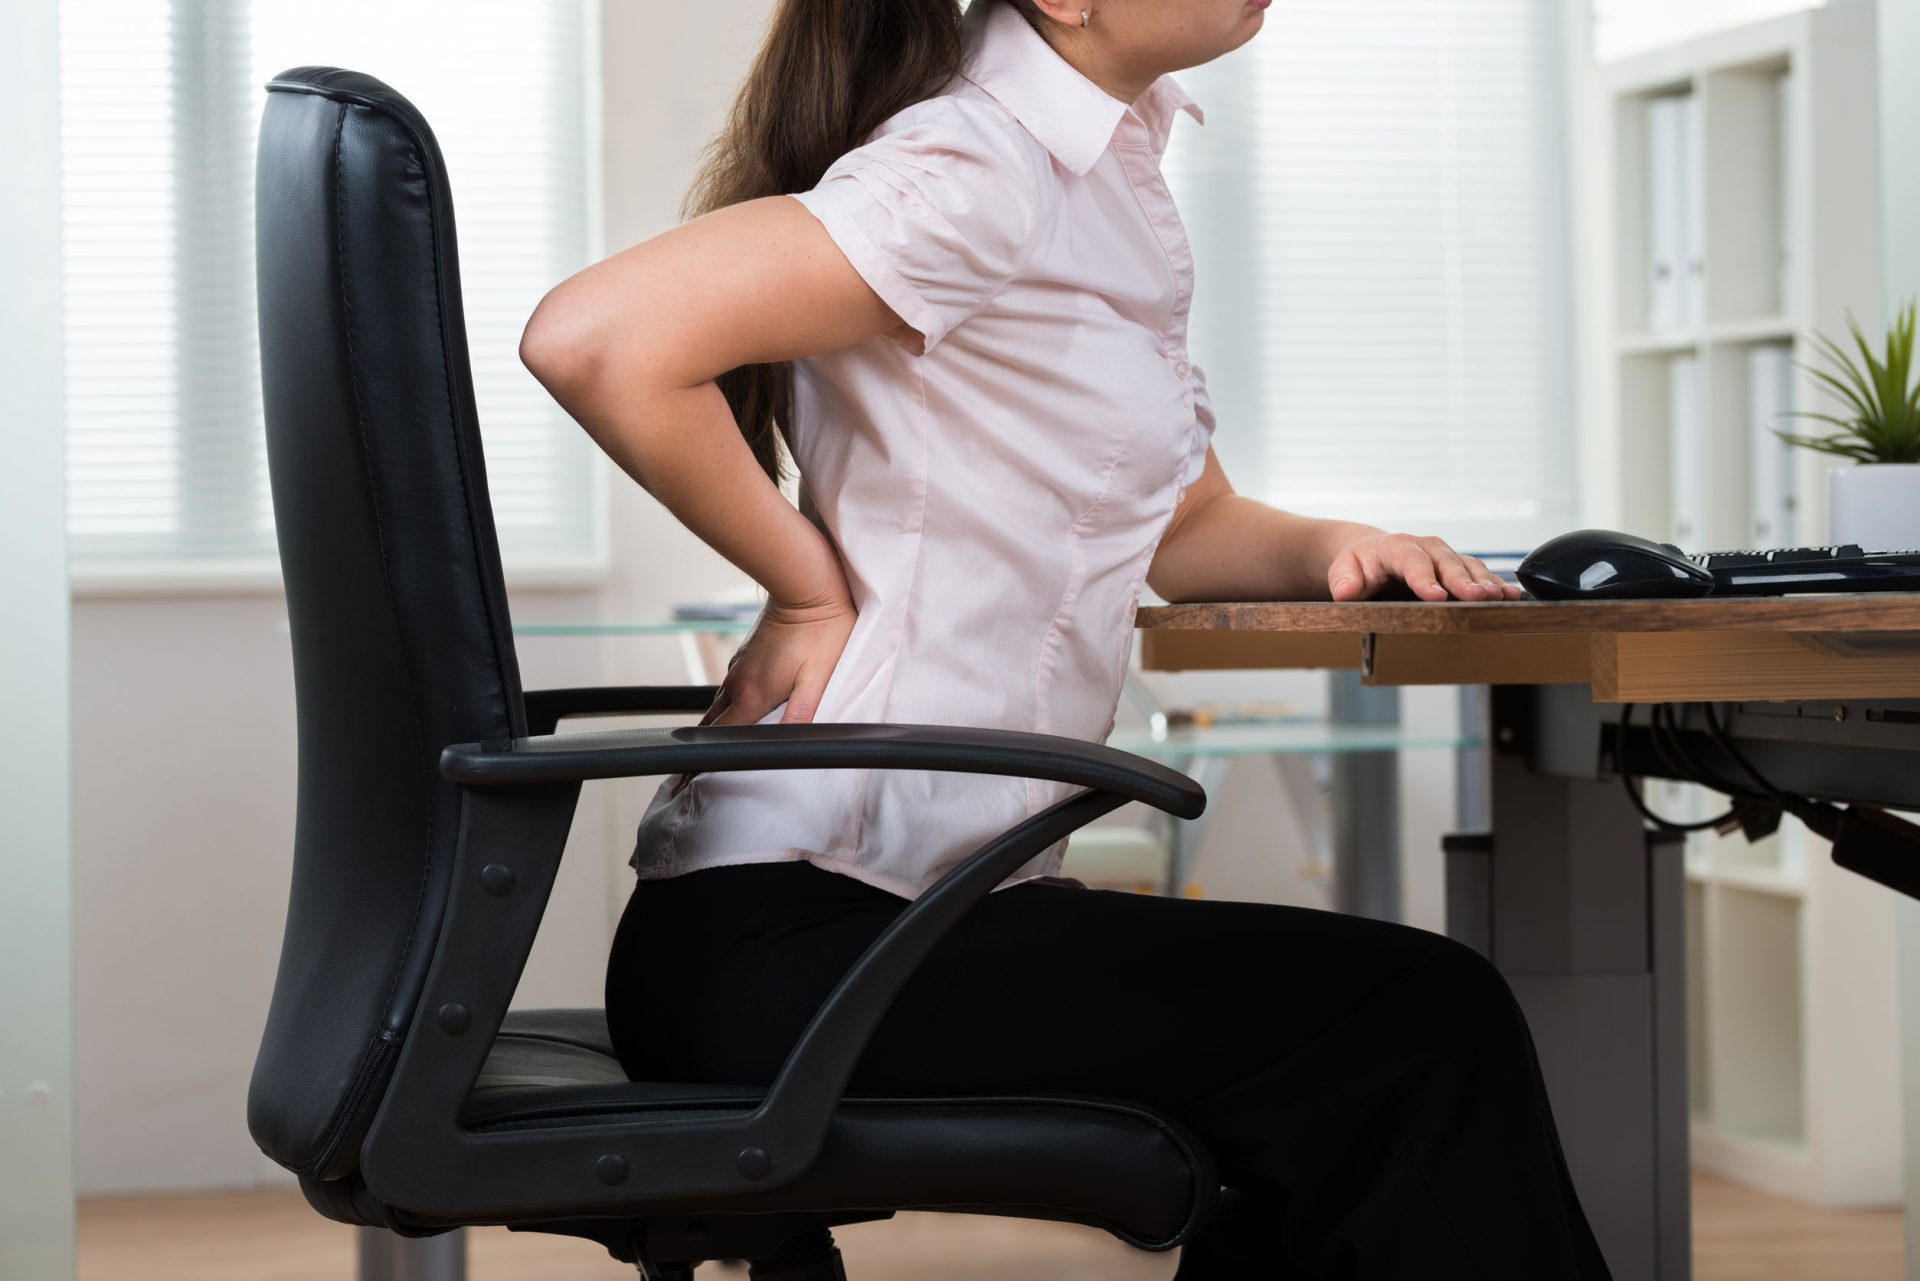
top-left (1185, 362), bottom-right (1219, 485)
top-left (788, 96), bottom-right (1051, 356)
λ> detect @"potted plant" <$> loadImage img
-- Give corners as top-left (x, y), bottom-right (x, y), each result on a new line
top-left (1773, 298), bottom-right (1920, 550)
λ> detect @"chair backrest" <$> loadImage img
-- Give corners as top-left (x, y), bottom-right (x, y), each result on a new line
top-left (247, 66), bottom-right (530, 1181)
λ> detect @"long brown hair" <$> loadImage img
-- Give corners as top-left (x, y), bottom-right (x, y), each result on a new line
top-left (684, 0), bottom-right (1016, 486)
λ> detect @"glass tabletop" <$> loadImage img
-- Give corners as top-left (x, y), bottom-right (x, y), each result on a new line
top-left (1110, 720), bottom-right (1479, 757)
top-left (276, 617), bottom-right (759, 637)
top-left (515, 621), bottom-right (1482, 754)
top-left (276, 618), bottom-right (1480, 755)
top-left (513, 618), bottom-right (757, 636)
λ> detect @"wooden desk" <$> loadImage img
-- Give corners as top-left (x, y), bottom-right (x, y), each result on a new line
top-left (1138, 593), bottom-right (1920, 701)
top-left (1135, 592), bottom-right (1920, 1281)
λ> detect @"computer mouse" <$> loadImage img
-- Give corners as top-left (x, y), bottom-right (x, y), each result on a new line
top-left (1516, 528), bottom-right (1715, 601)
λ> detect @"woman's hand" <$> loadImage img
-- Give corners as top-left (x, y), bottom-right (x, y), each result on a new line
top-left (518, 193), bottom-right (903, 802)
top-left (1326, 532), bottom-right (1523, 602)
top-left (670, 586), bottom-right (858, 798)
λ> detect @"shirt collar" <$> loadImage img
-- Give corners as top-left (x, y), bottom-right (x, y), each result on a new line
top-left (959, 0), bottom-right (1204, 177)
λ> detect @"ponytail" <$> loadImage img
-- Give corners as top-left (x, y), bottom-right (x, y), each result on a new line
top-left (684, 0), bottom-right (972, 486)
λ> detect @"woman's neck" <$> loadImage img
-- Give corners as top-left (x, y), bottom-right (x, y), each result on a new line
top-left (1029, 22), bottom-right (1156, 104)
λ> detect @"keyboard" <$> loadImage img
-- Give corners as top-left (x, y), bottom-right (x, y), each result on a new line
top-left (1684, 544), bottom-right (1920, 595)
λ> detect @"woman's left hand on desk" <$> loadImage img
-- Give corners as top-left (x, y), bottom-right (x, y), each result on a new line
top-left (1327, 532), bottom-right (1523, 602)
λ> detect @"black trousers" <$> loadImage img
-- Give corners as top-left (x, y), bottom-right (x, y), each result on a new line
top-left (605, 859), bottom-right (1613, 1280)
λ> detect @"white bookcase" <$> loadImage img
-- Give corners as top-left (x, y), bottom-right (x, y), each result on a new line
top-left (1601, 3), bottom-right (1881, 551)
top-left (1593, 5), bottom-right (1901, 1207)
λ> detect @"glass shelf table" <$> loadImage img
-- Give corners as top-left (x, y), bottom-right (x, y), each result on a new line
top-left (511, 617), bottom-right (1482, 902)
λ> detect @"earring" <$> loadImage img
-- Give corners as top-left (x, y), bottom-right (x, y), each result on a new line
top-left (1080, 8), bottom-right (1091, 26)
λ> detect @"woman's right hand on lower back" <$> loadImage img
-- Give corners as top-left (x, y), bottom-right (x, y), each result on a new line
top-left (670, 585), bottom-right (857, 798)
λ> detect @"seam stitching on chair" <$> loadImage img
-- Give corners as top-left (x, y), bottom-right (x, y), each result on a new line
top-left (333, 99), bottom-right (436, 1044)
top-left (412, 110), bottom-right (517, 738)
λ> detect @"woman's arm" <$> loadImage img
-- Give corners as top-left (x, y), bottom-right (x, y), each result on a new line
top-left (521, 195), bottom-right (904, 609)
top-left (1147, 447), bottom-right (1522, 603)
top-left (519, 195), bottom-right (905, 727)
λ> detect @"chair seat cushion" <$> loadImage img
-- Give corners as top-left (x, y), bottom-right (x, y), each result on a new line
top-left (441, 1008), bottom-right (1215, 1250)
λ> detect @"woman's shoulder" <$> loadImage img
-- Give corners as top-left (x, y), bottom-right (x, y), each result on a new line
top-left (790, 84), bottom-right (1063, 353)
top-left (850, 86), bottom-right (1058, 201)
top-left (868, 83), bottom-right (1029, 144)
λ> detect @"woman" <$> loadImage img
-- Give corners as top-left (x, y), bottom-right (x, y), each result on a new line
top-left (520, 0), bottom-right (1609, 1276)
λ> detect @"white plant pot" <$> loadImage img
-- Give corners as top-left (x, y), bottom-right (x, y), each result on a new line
top-left (1826, 462), bottom-right (1920, 550)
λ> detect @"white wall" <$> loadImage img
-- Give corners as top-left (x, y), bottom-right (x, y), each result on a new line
top-left (68, 0), bottom-right (1467, 1197)
top-left (1877, 0), bottom-right (1920, 1260)
top-left (2, 0), bottom-right (78, 1272)
top-left (66, 1), bottom-right (775, 1196)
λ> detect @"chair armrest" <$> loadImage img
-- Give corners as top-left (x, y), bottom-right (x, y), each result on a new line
top-left (442, 721), bottom-right (1205, 820)
top-left (751, 784), bottom-right (1141, 1188)
top-left (361, 723), bottom-right (1207, 1212)
top-left (521, 685), bottom-right (719, 735)
top-left (443, 719), bottom-right (1204, 1192)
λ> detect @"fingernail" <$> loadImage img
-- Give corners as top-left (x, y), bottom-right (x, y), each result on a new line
top-left (1333, 577), bottom-right (1353, 594)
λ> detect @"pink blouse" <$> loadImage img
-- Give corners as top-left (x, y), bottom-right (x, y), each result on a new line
top-left (631, 0), bottom-right (1215, 900)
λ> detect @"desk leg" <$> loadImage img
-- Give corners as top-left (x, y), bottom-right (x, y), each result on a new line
top-left (1455, 684), bottom-right (1690, 1280)
top-left (358, 1227), bottom-right (466, 1281)
top-left (1329, 670), bottom-right (1400, 921)
top-left (1456, 684), bottom-right (1490, 831)
top-left (1163, 752), bottom-right (1231, 897)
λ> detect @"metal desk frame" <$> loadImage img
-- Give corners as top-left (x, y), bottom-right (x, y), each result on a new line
top-left (1137, 593), bottom-right (1920, 1280)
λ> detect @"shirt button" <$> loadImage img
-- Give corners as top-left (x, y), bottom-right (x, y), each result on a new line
top-left (1174, 360), bottom-right (1190, 379)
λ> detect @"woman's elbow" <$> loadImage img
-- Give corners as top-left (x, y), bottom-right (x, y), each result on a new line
top-left (1145, 565), bottom-right (1191, 605)
top-left (519, 291), bottom-right (603, 397)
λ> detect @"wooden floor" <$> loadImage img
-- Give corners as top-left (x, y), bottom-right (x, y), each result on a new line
top-left (78, 1173), bottom-right (1903, 1281)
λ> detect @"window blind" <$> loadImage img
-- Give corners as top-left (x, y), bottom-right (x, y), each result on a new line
top-left (1161, 0), bottom-right (1577, 551)
top-left (59, 0), bottom-right (602, 580)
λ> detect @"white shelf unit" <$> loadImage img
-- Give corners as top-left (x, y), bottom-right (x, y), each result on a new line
top-left (1596, 7), bottom-right (1901, 1209)
top-left (1600, 3), bottom-right (1882, 553)
top-left (1664, 778), bottom-right (1898, 1207)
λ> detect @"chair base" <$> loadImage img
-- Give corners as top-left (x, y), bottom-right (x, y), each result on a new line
top-left (746, 1228), bottom-right (846, 1280)
top-left (633, 1221), bottom-right (856, 1280)
top-left (749, 1247), bottom-right (845, 1280)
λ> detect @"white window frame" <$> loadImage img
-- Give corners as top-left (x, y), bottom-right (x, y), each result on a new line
top-left (1160, 0), bottom-right (1580, 555)
top-left (62, 0), bottom-right (612, 597)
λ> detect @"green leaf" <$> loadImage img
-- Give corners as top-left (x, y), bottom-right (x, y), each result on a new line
top-left (1788, 298), bottom-right (1920, 462)
top-left (1777, 409), bottom-right (1864, 436)
top-left (1813, 325), bottom-right (1882, 416)
top-left (1846, 310), bottom-right (1891, 394)
top-left (1797, 360), bottom-right (1875, 424)
top-left (1806, 339), bottom-right (1875, 422)
top-left (1770, 428), bottom-right (1879, 461)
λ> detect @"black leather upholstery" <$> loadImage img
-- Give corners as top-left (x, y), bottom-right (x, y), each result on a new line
top-left (248, 64), bottom-right (1217, 1267)
top-left (297, 1009), bottom-right (1212, 1252)
top-left (447, 1010), bottom-right (1211, 1249)
top-left (248, 65), bottom-right (527, 1181)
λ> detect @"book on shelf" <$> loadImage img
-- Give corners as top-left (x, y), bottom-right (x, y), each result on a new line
top-left (1776, 68), bottom-right (1794, 316)
top-left (1644, 92), bottom-right (1700, 332)
top-left (1645, 94), bottom-right (1683, 331)
top-left (1681, 91), bottom-right (1705, 327)
top-left (1668, 352), bottom-right (1706, 546)
top-left (1747, 342), bottom-right (1798, 547)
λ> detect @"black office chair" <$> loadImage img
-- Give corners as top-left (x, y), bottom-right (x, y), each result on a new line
top-left (246, 67), bottom-right (1220, 1279)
